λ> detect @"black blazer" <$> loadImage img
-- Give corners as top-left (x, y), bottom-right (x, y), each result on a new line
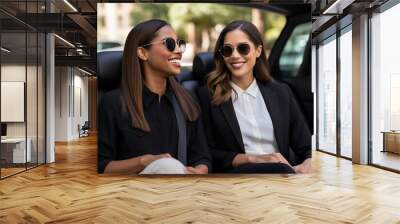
top-left (98, 88), bottom-right (212, 173)
top-left (196, 79), bottom-right (311, 172)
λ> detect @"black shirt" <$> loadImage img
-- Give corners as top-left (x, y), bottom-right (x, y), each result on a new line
top-left (98, 86), bottom-right (212, 173)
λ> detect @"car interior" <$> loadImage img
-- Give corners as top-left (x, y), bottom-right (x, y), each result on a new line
top-left (97, 3), bottom-right (312, 133)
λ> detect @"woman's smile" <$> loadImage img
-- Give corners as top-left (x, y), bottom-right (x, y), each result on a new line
top-left (229, 61), bottom-right (247, 70)
top-left (168, 56), bottom-right (181, 67)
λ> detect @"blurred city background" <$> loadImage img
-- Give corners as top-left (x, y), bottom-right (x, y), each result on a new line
top-left (97, 3), bottom-right (309, 69)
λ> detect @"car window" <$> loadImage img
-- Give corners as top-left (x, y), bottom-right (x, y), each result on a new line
top-left (279, 22), bottom-right (311, 77)
top-left (98, 3), bottom-right (286, 68)
top-left (97, 42), bottom-right (121, 51)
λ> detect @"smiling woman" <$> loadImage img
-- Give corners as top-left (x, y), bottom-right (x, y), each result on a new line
top-left (97, 19), bottom-right (212, 175)
top-left (197, 20), bottom-right (311, 174)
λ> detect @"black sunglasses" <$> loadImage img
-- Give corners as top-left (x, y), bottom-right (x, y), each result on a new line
top-left (219, 43), bottom-right (251, 57)
top-left (141, 37), bottom-right (186, 52)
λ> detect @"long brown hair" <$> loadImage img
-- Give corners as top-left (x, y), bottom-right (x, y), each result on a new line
top-left (207, 20), bottom-right (272, 105)
top-left (120, 19), bottom-right (199, 132)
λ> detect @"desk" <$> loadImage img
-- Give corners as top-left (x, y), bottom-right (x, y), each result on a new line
top-left (382, 131), bottom-right (400, 154)
top-left (1, 138), bottom-right (31, 163)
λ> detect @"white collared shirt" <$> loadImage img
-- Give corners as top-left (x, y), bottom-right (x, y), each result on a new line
top-left (231, 79), bottom-right (278, 155)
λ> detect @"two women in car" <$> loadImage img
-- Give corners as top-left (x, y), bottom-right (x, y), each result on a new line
top-left (98, 19), bottom-right (311, 175)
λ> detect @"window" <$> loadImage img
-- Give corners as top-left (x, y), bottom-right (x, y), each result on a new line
top-left (339, 28), bottom-right (352, 158)
top-left (371, 3), bottom-right (400, 171)
top-left (279, 22), bottom-right (311, 77)
top-left (317, 36), bottom-right (337, 154)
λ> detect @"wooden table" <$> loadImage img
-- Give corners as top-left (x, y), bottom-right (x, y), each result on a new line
top-left (382, 131), bottom-right (400, 154)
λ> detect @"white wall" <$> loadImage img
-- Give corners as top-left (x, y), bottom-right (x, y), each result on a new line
top-left (1, 82), bottom-right (25, 122)
top-left (1, 63), bottom-right (46, 164)
top-left (54, 67), bottom-right (89, 141)
top-left (55, 66), bottom-right (69, 141)
top-left (1, 65), bottom-right (35, 138)
top-left (1, 65), bottom-right (26, 131)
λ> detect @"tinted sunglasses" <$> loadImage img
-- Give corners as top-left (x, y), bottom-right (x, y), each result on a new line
top-left (219, 43), bottom-right (251, 57)
top-left (141, 37), bottom-right (186, 52)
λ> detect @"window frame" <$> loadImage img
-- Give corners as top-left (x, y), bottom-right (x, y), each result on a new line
top-left (314, 17), bottom-right (353, 161)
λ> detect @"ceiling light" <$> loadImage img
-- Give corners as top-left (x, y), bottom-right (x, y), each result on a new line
top-left (1, 47), bottom-right (11, 53)
top-left (323, 0), bottom-right (354, 15)
top-left (78, 67), bottom-right (92, 76)
top-left (63, 0), bottom-right (78, 12)
top-left (54, 34), bottom-right (75, 48)
top-left (323, 1), bottom-right (340, 14)
top-left (76, 48), bottom-right (85, 55)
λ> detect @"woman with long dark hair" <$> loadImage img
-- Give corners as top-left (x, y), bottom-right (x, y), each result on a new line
top-left (197, 20), bottom-right (311, 173)
top-left (98, 19), bottom-right (211, 174)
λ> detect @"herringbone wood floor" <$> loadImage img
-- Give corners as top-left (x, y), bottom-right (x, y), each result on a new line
top-left (1, 135), bottom-right (400, 223)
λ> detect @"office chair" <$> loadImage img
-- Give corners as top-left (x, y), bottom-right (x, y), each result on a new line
top-left (78, 121), bottom-right (90, 138)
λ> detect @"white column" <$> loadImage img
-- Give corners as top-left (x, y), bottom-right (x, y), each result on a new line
top-left (54, 67), bottom-right (73, 141)
top-left (46, 33), bottom-right (55, 163)
top-left (46, 0), bottom-right (55, 163)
